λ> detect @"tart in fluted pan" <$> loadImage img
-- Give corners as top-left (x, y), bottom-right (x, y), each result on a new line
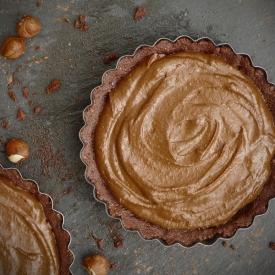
top-left (0, 165), bottom-right (73, 274)
top-left (80, 36), bottom-right (275, 246)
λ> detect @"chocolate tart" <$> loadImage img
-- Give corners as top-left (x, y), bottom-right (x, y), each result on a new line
top-left (0, 165), bottom-right (74, 274)
top-left (80, 36), bottom-right (275, 246)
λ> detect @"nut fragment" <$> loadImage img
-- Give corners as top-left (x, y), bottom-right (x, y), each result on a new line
top-left (46, 79), bottom-right (61, 94)
top-left (134, 7), bottom-right (146, 20)
top-left (34, 106), bottom-right (42, 115)
top-left (17, 108), bottom-right (26, 121)
top-left (83, 253), bottom-right (110, 275)
top-left (6, 139), bottom-right (30, 163)
top-left (1, 120), bottom-right (10, 130)
top-left (1, 36), bottom-right (25, 60)
top-left (17, 15), bottom-right (41, 38)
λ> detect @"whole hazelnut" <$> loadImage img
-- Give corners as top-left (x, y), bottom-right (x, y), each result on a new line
top-left (6, 139), bottom-right (30, 163)
top-left (1, 36), bottom-right (25, 60)
top-left (17, 15), bottom-right (41, 38)
top-left (83, 253), bottom-right (110, 275)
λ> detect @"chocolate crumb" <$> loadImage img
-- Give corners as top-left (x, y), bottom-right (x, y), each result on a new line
top-left (34, 106), bottom-right (42, 115)
top-left (17, 108), bottom-right (26, 121)
top-left (230, 244), bottom-right (235, 250)
top-left (79, 14), bottom-right (86, 23)
top-left (2, 110), bottom-right (6, 114)
top-left (269, 242), bottom-right (275, 250)
top-left (35, 46), bottom-right (41, 52)
top-left (110, 263), bottom-right (117, 270)
top-left (1, 120), bottom-right (10, 130)
top-left (8, 91), bottom-right (17, 101)
top-left (80, 23), bottom-right (89, 31)
top-left (36, 1), bottom-right (41, 7)
top-left (46, 79), bottom-right (61, 94)
top-left (134, 7), bottom-right (146, 20)
top-left (74, 19), bottom-right (80, 29)
top-left (23, 87), bottom-right (29, 98)
top-left (65, 18), bottom-right (70, 23)
top-left (222, 241), bottom-right (228, 247)
top-left (114, 236), bottom-right (123, 248)
top-left (103, 53), bottom-right (119, 64)
top-left (29, 101), bottom-right (34, 106)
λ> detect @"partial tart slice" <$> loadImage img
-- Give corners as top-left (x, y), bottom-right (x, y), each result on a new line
top-left (0, 165), bottom-right (74, 274)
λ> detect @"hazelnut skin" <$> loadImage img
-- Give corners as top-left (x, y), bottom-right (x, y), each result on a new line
top-left (1, 36), bottom-right (25, 60)
top-left (17, 15), bottom-right (41, 38)
top-left (83, 253), bottom-right (110, 275)
top-left (6, 139), bottom-right (30, 163)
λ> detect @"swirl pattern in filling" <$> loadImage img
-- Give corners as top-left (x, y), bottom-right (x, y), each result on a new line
top-left (95, 52), bottom-right (275, 230)
top-left (0, 176), bottom-right (59, 275)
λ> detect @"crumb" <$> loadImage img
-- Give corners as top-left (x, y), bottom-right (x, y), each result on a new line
top-left (63, 186), bottom-right (73, 195)
top-left (269, 242), bottom-right (275, 250)
top-left (29, 101), bottom-right (34, 106)
top-left (263, 39), bottom-right (266, 42)
top-left (80, 23), bottom-right (89, 31)
top-left (74, 19), bottom-right (80, 29)
top-left (2, 110), bottom-right (6, 114)
top-left (134, 7), bottom-right (146, 20)
top-left (110, 263), bottom-right (117, 270)
top-left (8, 91), bottom-right (17, 101)
top-left (36, 1), bottom-right (41, 7)
top-left (114, 236), bottom-right (123, 248)
top-left (34, 106), bottom-right (42, 115)
top-left (17, 108), bottom-right (26, 120)
top-left (79, 14), bottom-right (86, 23)
top-left (35, 46), bottom-right (41, 52)
top-left (23, 87), bottom-right (29, 98)
top-left (75, 98), bottom-right (82, 103)
top-left (46, 79), bottom-right (61, 94)
top-left (103, 53), bottom-right (119, 64)
top-left (1, 120), bottom-right (10, 130)
top-left (230, 245), bottom-right (235, 250)
top-left (65, 18), bottom-right (70, 23)
top-left (222, 241), bottom-right (228, 247)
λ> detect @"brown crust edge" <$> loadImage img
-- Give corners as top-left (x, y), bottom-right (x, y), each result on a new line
top-left (80, 36), bottom-right (275, 246)
top-left (0, 165), bottom-right (74, 274)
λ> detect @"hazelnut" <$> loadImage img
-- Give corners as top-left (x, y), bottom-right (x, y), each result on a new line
top-left (83, 253), bottom-right (110, 275)
top-left (17, 15), bottom-right (41, 38)
top-left (6, 139), bottom-right (30, 163)
top-left (1, 36), bottom-right (25, 60)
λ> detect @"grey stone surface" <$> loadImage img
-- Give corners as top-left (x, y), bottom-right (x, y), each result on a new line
top-left (0, 0), bottom-right (275, 274)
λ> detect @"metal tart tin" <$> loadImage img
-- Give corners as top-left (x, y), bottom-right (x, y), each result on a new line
top-left (79, 35), bottom-right (275, 247)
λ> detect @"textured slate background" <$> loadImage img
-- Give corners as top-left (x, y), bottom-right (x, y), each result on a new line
top-left (0, 0), bottom-right (275, 274)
